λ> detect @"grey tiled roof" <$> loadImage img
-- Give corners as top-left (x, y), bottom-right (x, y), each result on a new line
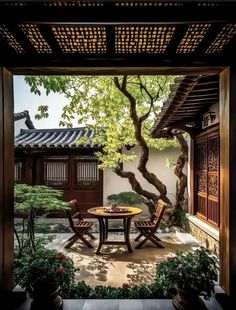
top-left (15, 127), bottom-right (101, 149)
top-left (14, 110), bottom-right (35, 129)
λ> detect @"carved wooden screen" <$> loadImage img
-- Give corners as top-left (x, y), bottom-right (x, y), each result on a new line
top-left (195, 129), bottom-right (219, 228)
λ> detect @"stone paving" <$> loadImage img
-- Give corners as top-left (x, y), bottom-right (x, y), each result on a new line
top-left (46, 229), bottom-right (200, 288)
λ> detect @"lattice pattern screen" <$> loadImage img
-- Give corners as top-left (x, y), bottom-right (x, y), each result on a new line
top-left (0, 25), bottom-right (24, 53)
top-left (77, 161), bottom-right (99, 185)
top-left (195, 133), bottom-right (219, 227)
top-left (52, 26), bottom-right (107, 53)
top-left (44, 161), bottom-right (68, 186)
top-left (115, 26), bottom-right (175, 53)
top-left (206, 24), bottom-right (236, 53)
top-left (115, 2), bottom-right (182, 7)
top-left (20, 24), bottom-right (52, 53)
top-left (177, 24), bottom-right (211, 53)
top-left (45, 1), bottom-right (104, 7)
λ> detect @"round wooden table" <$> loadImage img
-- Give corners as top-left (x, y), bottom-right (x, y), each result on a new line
top-left (87, 206), bottom-right (142, 254)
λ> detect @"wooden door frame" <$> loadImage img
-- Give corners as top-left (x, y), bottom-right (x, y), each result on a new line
top-left (1, 65), bottom-right (236, 298)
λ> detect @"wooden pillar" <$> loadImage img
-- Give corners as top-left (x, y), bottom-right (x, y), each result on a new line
top-left (220, 67), bottom-right (236, 295)
top-left (0, 68), bottom-right (14, 292)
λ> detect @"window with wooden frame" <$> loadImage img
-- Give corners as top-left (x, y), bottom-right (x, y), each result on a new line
top-left (43, 156), bottom-right (69, 187)
top-left (195, 128), bottom-right (219, 228)
top-left (75, 155), bottom-right (100, 187)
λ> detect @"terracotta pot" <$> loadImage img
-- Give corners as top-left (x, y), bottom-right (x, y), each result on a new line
top-left (30, 284), bottom-right (63, 310)
top-left (172, 288), bottom-right (207, 310)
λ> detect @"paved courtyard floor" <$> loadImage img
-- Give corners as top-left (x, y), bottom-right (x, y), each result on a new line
top-left (47, 230), bottom-right (200, 288)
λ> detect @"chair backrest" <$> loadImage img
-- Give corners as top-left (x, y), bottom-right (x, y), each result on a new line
top-left (150, 200), bottom-right (167, 230)
top-left (66, 199), bottom-right (83, 230)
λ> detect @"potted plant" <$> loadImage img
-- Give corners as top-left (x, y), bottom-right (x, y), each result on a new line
top-left (14, 247), bottom-right (77, 310)
top-left (155, 246), bottom-right (219, 310)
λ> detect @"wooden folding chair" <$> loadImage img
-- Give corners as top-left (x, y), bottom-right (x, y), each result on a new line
top-left (134, 200), bottom-right (166, 249)
top-left (65, 199), bottom-right (95, 249)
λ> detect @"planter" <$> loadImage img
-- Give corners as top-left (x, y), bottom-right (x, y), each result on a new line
top-left (30, 284), bottom-right (63, 310)
top-left (172, 288), bottom-right (207, 310)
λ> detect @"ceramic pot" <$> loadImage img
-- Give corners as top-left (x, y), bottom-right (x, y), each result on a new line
top-left (172, 288), bottom-right (207, 310)
top-left (30, 284), bottom-right (63, 310)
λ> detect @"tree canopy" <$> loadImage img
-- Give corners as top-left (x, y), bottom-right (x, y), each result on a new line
top-left (25, 75), bottom-right (177, 170)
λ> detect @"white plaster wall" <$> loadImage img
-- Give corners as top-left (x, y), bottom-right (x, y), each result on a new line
top-left (14, 118), bottom-right (27, 136)
top-left (186, 135), bottom-right (191, 210)
top-left (103, 146), bottom-right (186, 208)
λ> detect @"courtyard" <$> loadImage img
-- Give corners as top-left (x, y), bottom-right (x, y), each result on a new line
top-left (41, 220), bottom-right (200, 288)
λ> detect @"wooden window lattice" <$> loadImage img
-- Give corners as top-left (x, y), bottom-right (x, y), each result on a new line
top-left (77, 161), bottom-right (99, 185)
top-left (43, 161), bottom-right (68, 186)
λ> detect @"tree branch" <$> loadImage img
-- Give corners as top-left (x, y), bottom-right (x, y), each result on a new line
top-left (114, 166), bottom-right (158, 203)
top-left (114, 76), bottom-right (168, 198)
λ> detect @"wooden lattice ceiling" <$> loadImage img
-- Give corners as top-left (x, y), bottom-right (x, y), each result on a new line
top-left (0, 1), bottom-right (236, 73)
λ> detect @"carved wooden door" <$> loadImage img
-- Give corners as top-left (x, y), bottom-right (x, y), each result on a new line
top-left (195, 129), bottom-right (219, 228)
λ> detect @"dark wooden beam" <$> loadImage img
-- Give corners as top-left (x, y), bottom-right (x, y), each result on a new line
top-left (0, 52), bottom-right (229, 73)
top-left (0, 4), bottom-right (236, 24)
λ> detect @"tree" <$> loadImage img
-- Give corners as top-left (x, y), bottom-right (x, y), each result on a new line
top-left (25, 75), bottom-right (188, 225)
top-left (14, 184), bottom-right (69, 254)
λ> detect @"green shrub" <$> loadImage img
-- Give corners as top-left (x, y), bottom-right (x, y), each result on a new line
top-left (70, 281), bottom-right (92, 299)
top-left (14, 247), bottom-right (78, 298)
top-left (107, 191), bottom-right (143, 205)
top-left (155, 247), bottom-right (219, 299)
top-left (70, 281), bottom-right (165, 299)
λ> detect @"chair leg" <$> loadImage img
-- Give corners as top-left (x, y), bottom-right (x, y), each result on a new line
top-left (152, 234), bottom-right (161, 242)
top-left (135, 231), bottom-right (164, 249)
top-left (134, 233), bottom-right (143, 241)
top-left (135, 235), bottom-right (150, 249)
top-left (149, 236), bottom-right (164, 248)
top-left (65, 231), bottom-right (93, 249)
top-left (67, 233), bottom-right (76, 241)
top-left (87, 231), bottom-right (96, 239)
top-left (65, 235), bottom-right (79, 249)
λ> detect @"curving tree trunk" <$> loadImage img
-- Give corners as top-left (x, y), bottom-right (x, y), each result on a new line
top-left (113, 76), bottom-right (187, 225)
top-left (114, 76), bottom-right (170, 206)
top-left (164, 133), bottom-right (188, 226)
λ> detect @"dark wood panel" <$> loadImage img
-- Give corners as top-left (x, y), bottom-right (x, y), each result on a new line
top-left (0, 68), bottom-right (14, 292)
top-left (0, 68), bottom-right (4, 290)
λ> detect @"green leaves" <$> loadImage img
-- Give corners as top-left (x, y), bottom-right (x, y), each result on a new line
top-left (24, 75), bottom-right (177, 170)
top-left (155, 247), bottom-right (219, 299)
top-left (14, 184), bottom-right (70, 214)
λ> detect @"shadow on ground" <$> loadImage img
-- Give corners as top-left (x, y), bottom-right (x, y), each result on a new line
top-left (48, 232), bottom-right (199, 287)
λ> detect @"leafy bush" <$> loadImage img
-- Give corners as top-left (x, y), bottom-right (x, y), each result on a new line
top-left (70, 281), bottom-right (165, 299)
top-left (107, 191), bottom-right (143, 205)
top-left (14, 184), bottom-right (69, 252)
top-left (155, 247), bottom-right (219, 299)
top-left (14, 247), bottom-right (77, 298)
